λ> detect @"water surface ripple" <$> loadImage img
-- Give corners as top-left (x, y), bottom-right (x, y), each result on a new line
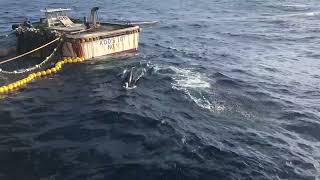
top-left (0, 0), bottom-right (320, 179)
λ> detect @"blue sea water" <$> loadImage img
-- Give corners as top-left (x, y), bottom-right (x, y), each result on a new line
top-left (0, 0), bottom-right (320, 179)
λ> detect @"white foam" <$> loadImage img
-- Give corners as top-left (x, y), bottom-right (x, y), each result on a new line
top-left (304, 12), bottom-right (320, 17)
top-left (169, 66), bottom-right (211, 89)
top-left (153, 65), bottom-right (259, 118)
top-left (184, 89), bottom-right (226, 113)
top-left (157, 65), bottom-right (226, 113)
top-left (274, 11), bottom-right (320, 18)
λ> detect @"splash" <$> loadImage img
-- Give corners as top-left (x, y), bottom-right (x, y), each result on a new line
top-left (157, 65), bottom-right (226, 113)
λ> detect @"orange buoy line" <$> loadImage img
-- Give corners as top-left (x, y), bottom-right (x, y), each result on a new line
top-left (0, 56), bottom-right (85, 94)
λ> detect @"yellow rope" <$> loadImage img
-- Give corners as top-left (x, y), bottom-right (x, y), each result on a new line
top-left (0, 56), bottom-right (85, 94)
top-left (0, 37), bottom-right (61, 65)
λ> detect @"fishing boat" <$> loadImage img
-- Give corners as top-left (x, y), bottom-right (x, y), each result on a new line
top-left (0, 7), bottom-right (147, 94)
top-left (11, 7), bottom-right (141, 60)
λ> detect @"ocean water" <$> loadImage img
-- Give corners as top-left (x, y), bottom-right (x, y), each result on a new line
top-left (0, 0), bottom-right (320, 179)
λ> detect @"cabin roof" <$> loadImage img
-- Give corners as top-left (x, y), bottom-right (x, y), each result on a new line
top-left (40, 8), bottom-right (72, 13)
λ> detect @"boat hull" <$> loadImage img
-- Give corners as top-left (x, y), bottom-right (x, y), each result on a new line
top-left (62, 25), bottom-right (140, 59)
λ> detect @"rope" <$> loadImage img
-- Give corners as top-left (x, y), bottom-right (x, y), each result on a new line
top-left (0, 37), bottom-right (61, 65)
top-left (0, 56), bottom-right (86, 94)
top-left (0, 40), bottom-right (62, 74)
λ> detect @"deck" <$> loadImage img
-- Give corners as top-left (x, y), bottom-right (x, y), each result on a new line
top-left (66, 24), bottom-right (140, 39)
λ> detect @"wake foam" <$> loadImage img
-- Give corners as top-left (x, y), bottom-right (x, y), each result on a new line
top-left (155, 65), bottom-right (225, 113)
top-left (268, 11), bottom-right (320, 19)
